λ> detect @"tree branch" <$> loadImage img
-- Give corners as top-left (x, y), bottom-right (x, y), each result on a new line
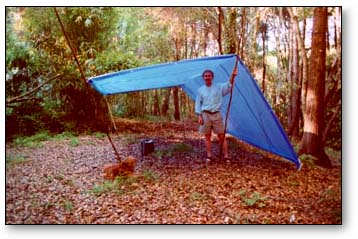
top-left (6, 74), bottom-right (61, 105)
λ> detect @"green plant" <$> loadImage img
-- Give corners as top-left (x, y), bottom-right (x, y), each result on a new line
top-left (13, 131), bottom-right (51, 147)
top-left (325, 146), bottom-right (341, 160)
top-left (52, 131), bottom-right (75, 141)
top-left (46, 176), bottom-right (53, 183)
top-left (142, 169), bottom-right (159, 181)
top-left (170, 143), bottom-right (193, 153)
top-left (89, 176), bottom-right (138, 196)
top-left (152, 149), bottom-right (171, 159)
top-left (69, 137), bottom-right (80, 146)
top-left (91, 181), bottom-right (115, 196)
top-left (94, 132), bottom-right (106, 139)
top-left (123, 134), bottom-right (138, 145)
top-left (6, 155), bottom-right (28, 168)
top-left (63, 200), bottom-right (74, 212)
top-left (299, 154), bottom-right (318, 167)
top-left (241, 191), bottom-right (268, 208)
top-left (189, 191), bottom-right (205, 202)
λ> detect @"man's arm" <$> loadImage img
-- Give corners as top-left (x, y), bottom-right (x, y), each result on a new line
top-left (222, 68), bottom-right (238, 96)
top-left (195, 92), bottom-right (204, 125)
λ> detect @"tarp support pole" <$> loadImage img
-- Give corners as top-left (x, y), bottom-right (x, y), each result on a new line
top-left (220, 55), bottom-right (239, 160)
top-left (54, 7), bottom-right (122, 162)
top-left (104, 96), bottom-right (118, 133)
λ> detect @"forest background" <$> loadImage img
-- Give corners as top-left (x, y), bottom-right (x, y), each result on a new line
top-left (2, 2), bottom-right (357, 239)
top-left (5, 7), bottom-right (341, 166)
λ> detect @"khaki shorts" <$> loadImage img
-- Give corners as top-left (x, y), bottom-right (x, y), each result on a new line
top-left (199, 111), bottom-right (225, 135)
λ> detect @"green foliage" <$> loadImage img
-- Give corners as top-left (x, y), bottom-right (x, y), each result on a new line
top-left (52, 131), bottom-right (77, 141)
top-left (189, 191), bottom-right (205, 202)
top-left (62, 200), bottom-right (74, 212)
top-left (94, 132), bottom-right (106, 139)
top-left (152, 149), bottom-right (171, 159)
top-left (6, 7), bottom-right (124, 139)
top-left (6, 154), bottom-right (28, 168)
top-left (142, 169), bottom-right (159, 181)
top-left (91, 181), bottom-right (118, 196)
top-left (69, 137), bottom-right (80, 147)
top-left (170, 143), bottom-right (194, 153)
top-left (123, 134), bottom-right (138, 145)
top-left (89, 175), bottom-right (139, 196)
top-left (12, 131), bottom-right (82, 148)
top-left (299, 154), bottom-right (318, 168)
top-left (240, 191), bottom-right (268, 208)
top-left (152, 143), bottom-right (194, 159)
top-left (46, 176), bottom-right (53, 183)
top-left (6, 7), bottom-right (341, 150)
top-left (325, 147), bottom-right (341, 161)
top-left (14, 131), bottom-right (51, 147)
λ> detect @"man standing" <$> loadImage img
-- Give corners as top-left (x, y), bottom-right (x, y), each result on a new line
top-left (195, 69), bottom-right (237, 162)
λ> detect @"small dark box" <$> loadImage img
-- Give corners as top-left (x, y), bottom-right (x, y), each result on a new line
top-left (141, 139), bottom-right (154, 156)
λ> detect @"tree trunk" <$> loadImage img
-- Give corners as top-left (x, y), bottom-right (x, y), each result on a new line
top-left (153, 89), bottom-right (160, 116)
top-left (217, 7), bottom-right (224, 55)
top-left (224, 7), bottom-right (238, 54)
top-left (288, 7), bottom-right (309, 116)
top-left (173, 87), bottom-right (180, 120)
top-left (238, 8), bottom-right (247, 60)
top-left (288, 19), bottom-right (301, 137)
top-left (249, 11), bottom-right (260, 72)
top-left (274, 8), bottom-right (284, 107)
top-left (287, 21), bottom-right (293, 127)
top-left (299, 7), bottom-right (332, 168)
top-left (161, 89), bottom-right (171, 116)
top-left (261, 29), bottom-right (266, 94)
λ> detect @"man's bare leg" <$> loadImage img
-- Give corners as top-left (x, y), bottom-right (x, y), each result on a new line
top-left (218, 133), bottom-right (228, 158)
top-left (205, 133), bottom-right (212, 159)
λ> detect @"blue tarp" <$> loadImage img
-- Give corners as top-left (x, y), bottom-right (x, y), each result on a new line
top-left (88, 54), bottom-right (301, 168)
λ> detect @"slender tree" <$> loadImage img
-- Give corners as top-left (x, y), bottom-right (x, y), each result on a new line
top-left (288, 7), bottom-right (309, 116)
top-left (299, 7), bottom-right (332, 168)
top-left (288, 15), bottom-right (301, 137)
top-left (260, 21), bottom-right (267, 93)
top-left (217, 7), bottom-right (224, 55)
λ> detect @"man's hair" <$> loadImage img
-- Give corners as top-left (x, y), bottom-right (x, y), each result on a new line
top-left (202, 70), bottom-right (214, 78)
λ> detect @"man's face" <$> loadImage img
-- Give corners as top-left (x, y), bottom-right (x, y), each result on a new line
top-left (203, 72), bottom-right (213, 87)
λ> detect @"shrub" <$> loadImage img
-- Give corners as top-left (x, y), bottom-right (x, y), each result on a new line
top-left (13, 131), bottom-right (51, 147)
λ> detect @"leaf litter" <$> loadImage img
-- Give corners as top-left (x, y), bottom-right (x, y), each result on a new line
top-left (6, 120), bottom-right (341, 224)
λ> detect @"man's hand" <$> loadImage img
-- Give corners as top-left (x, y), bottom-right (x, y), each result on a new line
top-left (198, 115), bottom-right (204, 125)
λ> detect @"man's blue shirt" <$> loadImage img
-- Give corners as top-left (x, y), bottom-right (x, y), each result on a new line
top-left (195, 82), bottom-right (231, 115)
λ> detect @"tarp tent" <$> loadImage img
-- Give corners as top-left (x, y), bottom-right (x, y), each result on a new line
top-left (88, 54), bottom-right (301, 168)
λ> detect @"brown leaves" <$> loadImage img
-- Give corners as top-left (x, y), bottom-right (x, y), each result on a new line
top-left (6, 123), bottom-right (341, 224)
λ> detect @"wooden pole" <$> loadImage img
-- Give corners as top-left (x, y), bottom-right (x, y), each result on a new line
top-left (220, 55), bottom-right (239, 160)
top-left (54, 7), bottom-right (121, 162)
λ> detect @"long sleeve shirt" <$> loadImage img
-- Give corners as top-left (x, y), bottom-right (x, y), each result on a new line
top-left (195, 82), bottom-right (232, 115)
